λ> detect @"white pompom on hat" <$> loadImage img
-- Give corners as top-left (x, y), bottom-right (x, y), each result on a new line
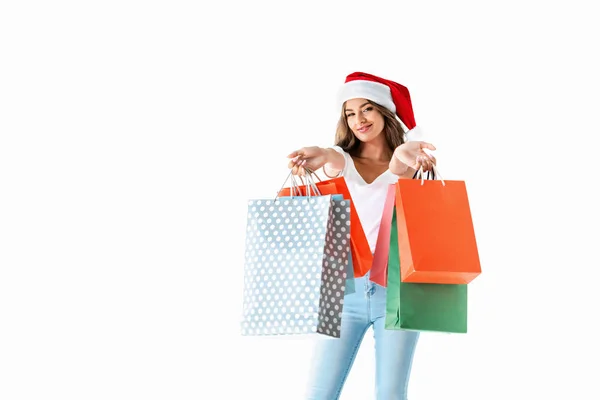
top-left (337, 72), bottom-right (424, 141)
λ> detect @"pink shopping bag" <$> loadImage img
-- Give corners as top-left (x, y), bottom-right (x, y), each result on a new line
top-left (369, 183), bottom-right (396, 287)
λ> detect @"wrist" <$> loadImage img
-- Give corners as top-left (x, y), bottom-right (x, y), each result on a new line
top-left (322, 148), bottom-right (343, 177)
top-left (390, 152), bottom-right (410, 176)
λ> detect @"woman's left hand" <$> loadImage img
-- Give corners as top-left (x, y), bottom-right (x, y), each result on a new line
top-left (393, 141), bottom-right (437, 171)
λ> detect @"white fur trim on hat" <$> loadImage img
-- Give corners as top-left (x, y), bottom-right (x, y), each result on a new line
top-left (337, 80), bottom-right (396, 113)
top-left (405, 125), bottom-right (424, 142)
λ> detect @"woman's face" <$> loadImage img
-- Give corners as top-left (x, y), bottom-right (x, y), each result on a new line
top-left (343, 98), bottom-right (385, 143)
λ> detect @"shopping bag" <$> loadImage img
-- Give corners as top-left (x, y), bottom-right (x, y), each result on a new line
top-left (279, 179), bottom-right (354, 295)
top-left (277, 181), bottom-right (338, 198)
top-left (395, 167), bottom-right (481, 284)
top-left (369, 183), bottom-right (396, 287)
top-left (323, 176), bottom-right (372, 278)
top-left (279, 175), bottom-right (356, 294)
top-left (385, 208), bottom-right (468, 333)
top-left (279, 173), bottom-right (372, 278)
top-left (345, 251), bottom-right (355, 295)
top-left (241, 175), bottom-right (351, 338)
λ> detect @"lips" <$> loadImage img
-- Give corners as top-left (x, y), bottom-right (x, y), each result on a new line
top-left (357, 124), bottom-right (372, 133)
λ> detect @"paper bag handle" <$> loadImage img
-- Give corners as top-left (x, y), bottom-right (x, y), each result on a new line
top-left (412, 164), bottom-right (446, 186)
top-left (275, 169), bottom-right (323, 200)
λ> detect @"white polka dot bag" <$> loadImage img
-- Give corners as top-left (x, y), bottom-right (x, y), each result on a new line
top-left (241, 172), bottom-right (351, 338)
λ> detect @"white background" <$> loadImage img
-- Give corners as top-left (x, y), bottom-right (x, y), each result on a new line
top-left (1, 1), bottom-right (599, 399)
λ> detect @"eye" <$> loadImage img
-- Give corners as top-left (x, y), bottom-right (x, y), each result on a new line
top-left (362, 107), bottom-right (373, 113)
top-left (345, 113), bottom-right (355, 118)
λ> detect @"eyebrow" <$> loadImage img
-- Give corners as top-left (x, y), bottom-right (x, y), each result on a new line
top-left (344, 102), bottom-right (371, 113)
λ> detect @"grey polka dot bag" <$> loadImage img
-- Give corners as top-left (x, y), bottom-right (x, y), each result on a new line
top-left (241, 172), bottom-right (351, 338)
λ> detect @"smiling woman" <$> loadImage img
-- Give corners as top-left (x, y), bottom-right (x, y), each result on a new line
top-left (285, 71), bottom-right (438, 400)
top-left (340, 98), bottom-right (403, 184)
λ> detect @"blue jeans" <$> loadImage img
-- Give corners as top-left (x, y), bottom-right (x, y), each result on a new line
top-left (305, 274), bottom-right (420, 400)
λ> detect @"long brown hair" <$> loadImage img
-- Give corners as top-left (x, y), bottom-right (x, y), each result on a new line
top-left (334, 100), bottom-right (406, 157)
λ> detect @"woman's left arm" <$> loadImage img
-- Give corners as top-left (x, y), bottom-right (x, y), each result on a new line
top-left (389, 141), bottom-right (437, 179)
top-left (389, 156), bottom-right (417, 179)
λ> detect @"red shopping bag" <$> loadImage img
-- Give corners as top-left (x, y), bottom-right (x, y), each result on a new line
top-left (369, 183), bottom-right (396, 287)
top-left (279, 176), bottom-right (372, 278)
top-left (395, 176), bottom-right (481, 284)
top-left (278, 182), bottom-right (337, 197)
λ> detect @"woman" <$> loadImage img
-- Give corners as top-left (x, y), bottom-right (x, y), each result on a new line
top-left (287, 72), bottom-right (436, 400)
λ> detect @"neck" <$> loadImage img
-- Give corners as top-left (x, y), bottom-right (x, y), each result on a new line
top-left (355, 137), bottom-right (391, 162)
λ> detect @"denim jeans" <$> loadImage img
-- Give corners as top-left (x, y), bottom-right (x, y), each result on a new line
top-left (305, 274), bottom-right (420, 399)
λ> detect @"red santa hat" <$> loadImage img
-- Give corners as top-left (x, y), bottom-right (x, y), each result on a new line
top-left (337, 72), bottom-right (424, 141)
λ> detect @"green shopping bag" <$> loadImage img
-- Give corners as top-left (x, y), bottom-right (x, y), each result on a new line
top-left (385, 209), bottom-right (468, 333)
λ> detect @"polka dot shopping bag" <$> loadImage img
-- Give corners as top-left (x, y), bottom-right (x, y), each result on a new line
top-left (241, 172), bottom-right (351, 338)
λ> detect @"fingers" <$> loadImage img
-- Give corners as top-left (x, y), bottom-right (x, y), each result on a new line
top-left (415, 141), bottom-right (436, 171)
top-left (288, 154), bottom-right (303, 169)
top-left (289, 154), bottom-right (307, 176)
top-left (288, 154), bottom-right (302, 165)
top-left (417, 154), bottom-right (435, 171)
top-left (292, 165), bottom-right (306, 176)
top-left (420, 142), bottom-right (437, 151)
top-left (287, 147), bottom-right (308, 158)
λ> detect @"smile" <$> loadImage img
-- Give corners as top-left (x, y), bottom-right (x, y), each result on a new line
top-left (357, 124), bottom-right (372, 133)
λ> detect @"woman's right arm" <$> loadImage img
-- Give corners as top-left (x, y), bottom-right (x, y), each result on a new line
top-left (287, 146), bottom-right (345, 176)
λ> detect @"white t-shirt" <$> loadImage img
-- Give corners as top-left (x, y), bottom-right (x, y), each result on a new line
top-left (331, 146), bottom-right (399, 254)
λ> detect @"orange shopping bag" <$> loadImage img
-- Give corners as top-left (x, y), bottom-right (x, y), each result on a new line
top-left (279, 174), bottom-right (372, 278)
top-left (395, 168), bottom-right (481, 284)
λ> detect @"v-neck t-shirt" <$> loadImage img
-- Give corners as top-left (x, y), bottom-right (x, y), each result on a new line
top-left (331, 146), bottom-right (399, 254)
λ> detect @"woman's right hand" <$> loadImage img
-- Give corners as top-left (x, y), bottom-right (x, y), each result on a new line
top-left (287, 146), bottom-right (328, 176)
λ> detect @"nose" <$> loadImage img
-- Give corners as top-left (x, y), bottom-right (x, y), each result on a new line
top-left (356, 111), bottom-right (366, 123)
